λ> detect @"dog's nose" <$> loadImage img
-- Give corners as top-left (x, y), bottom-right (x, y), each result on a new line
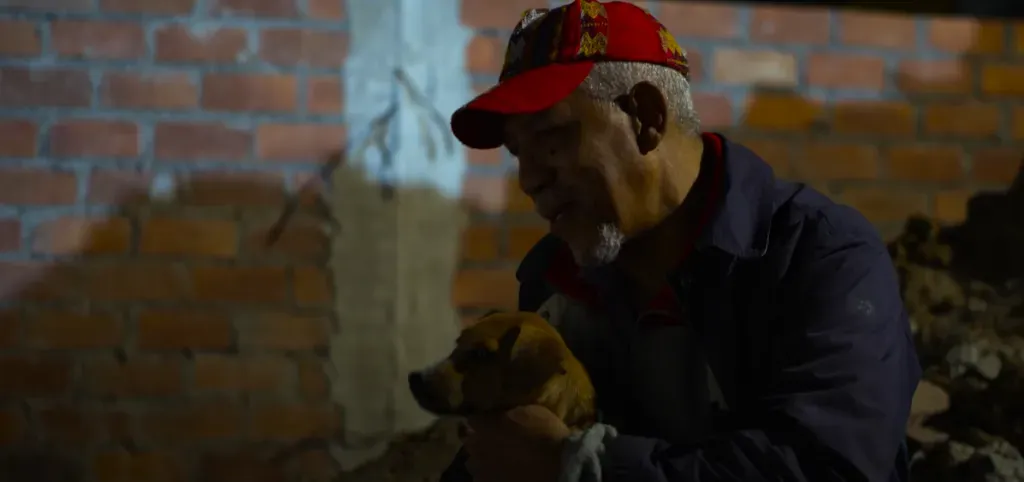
top-left (408, 371), bottom-right (425, 394)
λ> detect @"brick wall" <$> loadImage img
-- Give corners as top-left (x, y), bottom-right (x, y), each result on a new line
top-left (1, 0), bottom-right (1023, 480)
top-left (456, 0), bottom-right (1024, 316)
top-left (0, 0), bottom-right (344, 480)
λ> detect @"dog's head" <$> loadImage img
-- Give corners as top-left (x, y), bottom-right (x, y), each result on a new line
top-left (408, 311), bottom-right (594, 426)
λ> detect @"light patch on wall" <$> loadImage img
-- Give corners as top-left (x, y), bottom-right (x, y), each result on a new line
top-left (343, 0), bottom-right (473, 199)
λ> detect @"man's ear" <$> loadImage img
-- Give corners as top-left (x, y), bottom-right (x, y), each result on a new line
top-left (617, 81), bottom-right (667, 155)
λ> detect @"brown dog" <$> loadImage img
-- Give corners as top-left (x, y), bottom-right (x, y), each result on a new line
top-left (408, 311), bottom-right (596, 429)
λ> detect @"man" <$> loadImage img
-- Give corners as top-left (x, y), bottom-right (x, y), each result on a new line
top-left (444, 1), bottom-right (921, 481)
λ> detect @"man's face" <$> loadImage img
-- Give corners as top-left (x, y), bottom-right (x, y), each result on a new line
top-left (503, 89), bottom-right (657, 266)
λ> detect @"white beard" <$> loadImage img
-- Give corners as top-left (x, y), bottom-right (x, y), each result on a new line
top-left (571, 223), bottom-right (625, 267)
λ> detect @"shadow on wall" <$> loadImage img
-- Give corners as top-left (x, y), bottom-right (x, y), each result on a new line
top-left (0, 150), bottom-right (484, 482)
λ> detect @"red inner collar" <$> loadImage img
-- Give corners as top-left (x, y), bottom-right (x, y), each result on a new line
top-left (542, 133), bottom-right (725, 314)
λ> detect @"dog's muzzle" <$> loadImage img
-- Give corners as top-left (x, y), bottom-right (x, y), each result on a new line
top-left (408, 371), bottom-right (449, 414)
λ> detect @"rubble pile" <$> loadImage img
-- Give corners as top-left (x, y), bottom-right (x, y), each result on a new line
top-left (896, 170), bottom-right (1024, 481)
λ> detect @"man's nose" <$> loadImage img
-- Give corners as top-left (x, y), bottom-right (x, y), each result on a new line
top-left (518, 162), bottom-right (555, 198)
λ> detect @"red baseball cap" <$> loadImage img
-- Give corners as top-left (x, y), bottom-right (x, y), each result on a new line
top-left (451, 0), bottom-right (690, 150)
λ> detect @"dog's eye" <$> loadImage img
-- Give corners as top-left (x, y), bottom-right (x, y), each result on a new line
top-left (466, 347), bottom-right (494, 363)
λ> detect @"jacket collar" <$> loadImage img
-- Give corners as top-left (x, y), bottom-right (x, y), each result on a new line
top-left (695, 135), bottom-right (777, 259)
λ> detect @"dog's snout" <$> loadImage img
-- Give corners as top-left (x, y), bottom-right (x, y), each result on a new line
top-left (408, 371), bottom-right (426, 394)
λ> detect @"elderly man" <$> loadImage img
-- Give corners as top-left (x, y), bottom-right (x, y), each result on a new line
top-left (444, 1), bottom-right (921, 481)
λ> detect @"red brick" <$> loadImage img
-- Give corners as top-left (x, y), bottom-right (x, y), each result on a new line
top-left (462, 225), bottom-right (500, 261)
top-left (308, 76), bottom-right (343, 114)
top-left (255, 123), bottom-right (345, 161)
top-left (0, 356), bottom-right (72, 396)
top-left (92, 450), bottom-right (186, 482)
top-left (929, 18), bottom-right (1005, 55)
top-left (0, 220), bottom-right (19, 253)
top-left (202, 74), bottom-right (297, 112)
top-left (2, 0), bottom-right (91, 9)
top-left (155, 25), bottom-right (248, 63)
top-left (972, 148), bottom-right (1021, 185)
top-left (239, 313), bottom-right (329, 350)
top-left (750, 6), bottom-right (829, 45)
top-left (795, 143), bottom-right (879, 181)
top-left (1014, 106), bottom-right (1024, 140)
top-left (249, 403), bottom-right (338, 440)
top-left (0, 261), bottom-right (81, 302)
top-left (198, 452), bottom-right (287, 482)
top-left (839, 11), bottom-right (916, 50)
top-left (209, 0), bottom-right (298, 17)
top-left (808, 53), bottom-right (885, 90)
top-left (154, 122), bottom-right (251, 161)
top-left (259, 29), bottom-right (347, 68)
top-left (0, 67), bottom-right (91, 107)
top-left (466, 35), bottom-right (506, 75)
top-left (886, 145), bottom-right (965, 183)
top-left (24, 309), bottom-right (122, 349)
top-left (1017, 23), bottom-right (1024, 54)
top-left (507, 225), bottom-right (547, 259)
top-left (308, 0), bottom-right (344, 19)
top-left (462, 176), bottom-right (511, 214)
top-left (101, 72), bottom-right (198, 110)
top-left (659, 3), bottom-right (740, 39)
top-left (741, 93), bottom-right (824, 132)
top-left (50, 120), bottom-right (139, 158)
top-left (82, 263), bottom-right (191, 302)
top-left (712, 48), bottom-right (797, 87)
top-left (980, 63), bottom-right (1024, 97)
top-left (840, 187), bottom-right (930, 223)
top-left (692, 92), bottom-right (733, 129)
top-left (0, 120), bottom-right (37, 158)
top-left (453, 268), bottom-right (518, 309)
top-left (32, 216), bottom-right (132, 255)
top-left (51, 20), bottom-right (145, 60)
top-left (190, 266), bottom-right (290, 303)
top-left (934, 190), bottom-right (971, 224)
top-left (85, 358), bottom-right (184, 397)
top-left (0, 408), bottom-right (25, 444)
top-left (896, 59), bottom-right (972, 95)
top-left (193, 355), bottom-right (294, 393)
top-left (460, 0), bottom-right (548, 29)
top-left (244, 219), bottom-right (328, 261)
top-left (294, 266), bottom-right (331, 306)
top-left (138, 404), bottom-right (243, 444)
top-left (178, 171), bottom-right (287, 206)
top-left (0, 169), bottom-right (77, 205)
top-left (140, 218), bottom-right (239, 258)
top-left (922, 103), bottom-right (1000, 139)
top-left (101, 0), bottom-right (196, 13)
top-left (88, 170), bottom-right (152, 205)
top-left (832, 101), bottom-right (916, 137)
top-left (137, 309), bottom-right (234, 351)
top-left (297, 358), bottom-right (328, 399)
top-left (0, 20), bottom-right (41, 57)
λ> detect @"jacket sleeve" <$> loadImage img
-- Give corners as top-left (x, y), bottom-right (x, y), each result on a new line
top-left (561, 227), bottom-right (921, 482)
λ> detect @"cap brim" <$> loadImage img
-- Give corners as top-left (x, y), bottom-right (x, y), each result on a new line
top-left (451, 61), bottom-right (595, 150)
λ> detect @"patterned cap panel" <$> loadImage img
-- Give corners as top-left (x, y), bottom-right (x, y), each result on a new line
top-left (497, 0), bottom-right (689, 82)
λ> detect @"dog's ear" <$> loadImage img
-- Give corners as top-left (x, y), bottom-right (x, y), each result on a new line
top-left (503, 337), bottom-right (567, 399)
top-left (497, 324), bottom-right (521, 358)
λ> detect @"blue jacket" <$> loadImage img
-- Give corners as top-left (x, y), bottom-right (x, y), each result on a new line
top-left (441, 134), bottom-right (921, 482)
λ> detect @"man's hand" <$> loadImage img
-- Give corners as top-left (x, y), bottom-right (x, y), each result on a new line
top-left (464, 405), bottom-right (573, 482)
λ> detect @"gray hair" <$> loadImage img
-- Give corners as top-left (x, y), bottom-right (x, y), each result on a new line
top-left (578, 61), bottom-right (700, 136)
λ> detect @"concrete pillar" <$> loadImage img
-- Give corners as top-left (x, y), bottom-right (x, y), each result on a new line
top-left (329, 0), bottom-right (473, 470)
